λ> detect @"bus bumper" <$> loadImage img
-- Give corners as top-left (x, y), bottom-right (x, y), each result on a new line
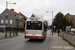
top-left (25, 36), bottom-right (44, 39)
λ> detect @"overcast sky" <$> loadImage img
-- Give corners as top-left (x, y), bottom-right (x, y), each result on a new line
top-left (0, 0), bottom-right (75, 25)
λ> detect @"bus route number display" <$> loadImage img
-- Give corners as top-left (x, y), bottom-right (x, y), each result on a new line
top-left (34, 22), bottom-right (38, 23)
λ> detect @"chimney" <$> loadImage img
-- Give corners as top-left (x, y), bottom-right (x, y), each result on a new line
top-left (67, 13), bottom-right (70, 15)
top-left (11, 9), bottom-right (14, 12)
top-left (19, 12), bottom-right (21, 13)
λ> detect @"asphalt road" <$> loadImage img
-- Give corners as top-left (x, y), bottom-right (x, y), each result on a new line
top-left (0, 30), bottom-right (51, 50)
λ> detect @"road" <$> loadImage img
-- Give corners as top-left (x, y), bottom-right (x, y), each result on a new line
top-left (0, 30), bottom-right (51, 50)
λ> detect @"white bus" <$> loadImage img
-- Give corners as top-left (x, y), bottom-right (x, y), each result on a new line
top-left (25, 17), bottom-right (47, 39)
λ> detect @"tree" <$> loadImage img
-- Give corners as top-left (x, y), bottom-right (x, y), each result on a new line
top-left (52, 12), bottom-right (73, 31)
top-left (52, 12), bottom-right (64, 30)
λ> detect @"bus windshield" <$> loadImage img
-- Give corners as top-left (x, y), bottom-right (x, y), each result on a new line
top-left (26, 21), bottom-right (42, 30)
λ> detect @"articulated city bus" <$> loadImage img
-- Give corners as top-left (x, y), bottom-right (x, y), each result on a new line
top-left (25, 17), bottom-right (47, 39)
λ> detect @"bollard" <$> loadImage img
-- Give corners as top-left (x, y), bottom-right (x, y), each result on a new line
top-left (16, 31), bottom-right (18, 35)
top-left (9, 32), bottom-right (11, 38)
top-left (5, 31), bottom-right (7, 38)
top-left (17, 32), bottom-right (18, 35)
top-left (13, 30), bottom-right (14, 36)
top-left (16, 32), bottom-right (17, 36)
top-left (5, 27), bottom-right (7, 38)
top-left (10, 26), bottom-right (12, 38)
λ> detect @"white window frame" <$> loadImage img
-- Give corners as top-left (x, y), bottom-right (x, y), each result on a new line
top-left (10, 20), bottom-right (12, 24)
top-left (1, 20), bottom-right (3, 24)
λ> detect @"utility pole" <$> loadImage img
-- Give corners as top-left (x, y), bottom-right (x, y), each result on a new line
top-left (46, 11), bottom-right (53, 35)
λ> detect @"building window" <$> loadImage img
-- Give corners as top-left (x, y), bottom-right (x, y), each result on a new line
top-left (14, 15), bottom-right (16, 16)
top-left (5, 14), bottom-right (8, 19)
top-left (5, 20), bottom-right (8, 24)
top-left (19, 16), bottom-right (21, 18)
top-left (10, 20), bottom-right (12, 24)
top-left (1, 20), bottom-right (3, 24)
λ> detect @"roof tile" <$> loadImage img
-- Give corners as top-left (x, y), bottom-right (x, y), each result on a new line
top-left (8, 9), bottom-right (20, 19)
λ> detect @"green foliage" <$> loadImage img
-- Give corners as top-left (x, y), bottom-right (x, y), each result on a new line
top-left (6, 27), bottom-right (10, 28)
top-left (52, 12), bottom-right (64, 29)
top-left (51, 12), bottom-right (74, 31)
top-left (50, 25), bottom-right (52, 29)
top-left (12, 27), bottom-right (24, 28)
top-left (6, 27), bottom-right (25, 28)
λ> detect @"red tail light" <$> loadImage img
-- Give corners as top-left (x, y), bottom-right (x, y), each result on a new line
top-left (42, 30), bottom-right (44, 33)
top-left (25, 30), bottom-right (26, 32)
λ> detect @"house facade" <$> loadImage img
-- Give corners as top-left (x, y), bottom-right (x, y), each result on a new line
top-left (0, 9), bottom-right (27, 27)
top-left (18, 12), bottom-right (27, 27)
top-left (65, 13), bottom-right (75, 27)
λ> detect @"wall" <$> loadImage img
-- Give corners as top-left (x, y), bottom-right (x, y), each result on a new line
top-left (60, 32), bottom-right (75, 46)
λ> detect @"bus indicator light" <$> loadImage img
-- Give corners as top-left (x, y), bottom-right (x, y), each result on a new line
top-left (42, 30), bottom-right (44, 33)
top-left (25, 30), bottom-right (26, 32)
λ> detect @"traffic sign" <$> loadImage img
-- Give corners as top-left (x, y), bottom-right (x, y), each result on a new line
top-left (53, 25), bottom-right (56, 28)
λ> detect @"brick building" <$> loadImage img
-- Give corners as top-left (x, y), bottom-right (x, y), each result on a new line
top-left (65, 13), bottom-right (75, 27)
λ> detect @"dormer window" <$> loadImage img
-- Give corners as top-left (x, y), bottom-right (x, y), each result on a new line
top-left (14, 15), bottom-right (16, 16)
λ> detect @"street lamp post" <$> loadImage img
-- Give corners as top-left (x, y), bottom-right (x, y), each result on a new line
top-left (5, 14), bottom-right (8, 38)
top-left (10, 20), bottom-right (12, 37)
top-left (5, 1), bottom-right (16, 38)
top-left (5, 24), bottom-right (7, 38)
top-left (46, 11), bottom-right (53, 35)
top-left (6, 1), bottom-right (16, 9)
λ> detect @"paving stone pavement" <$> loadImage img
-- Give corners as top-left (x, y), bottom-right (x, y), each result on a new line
top-left (0, 32), bottom-right (24, 40)
top-left (50, 33), bottom-right (75, 50)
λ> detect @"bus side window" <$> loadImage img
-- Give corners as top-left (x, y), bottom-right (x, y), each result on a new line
top-left (44, 23), bottom-right (47, 31)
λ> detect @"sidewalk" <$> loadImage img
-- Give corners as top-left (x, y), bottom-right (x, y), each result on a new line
top-left (0, 32), bottom-right (22, 40)
top-left (50, 33), bottom-right (75, 50)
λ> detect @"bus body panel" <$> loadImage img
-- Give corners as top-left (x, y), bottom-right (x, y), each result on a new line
top-left (25, 30), bottom-right (47, 39)
top-left (25, 36), bottom-right (44, 39)
top-left (25, 30), bottom-right (45, 39)
top-left (25, 30), bottom-right (42, 36)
